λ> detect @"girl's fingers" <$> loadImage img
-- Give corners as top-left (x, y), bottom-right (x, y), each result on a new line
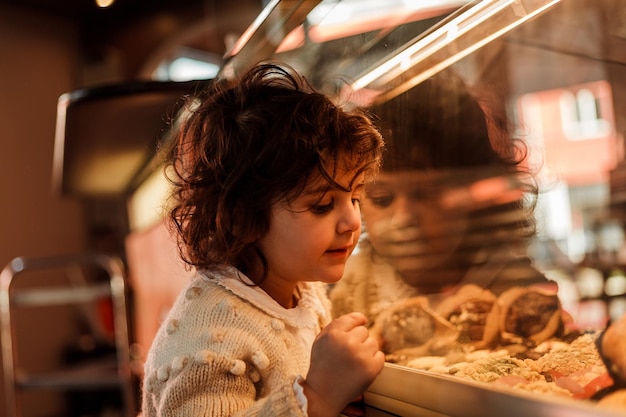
top-left (332, 312), bottom-right (368, 331)
top-left (350, 324), bottom-right (370, 342)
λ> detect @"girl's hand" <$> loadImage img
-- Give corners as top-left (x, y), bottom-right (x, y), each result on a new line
top-left (302, 312), bottom-right (385, 417)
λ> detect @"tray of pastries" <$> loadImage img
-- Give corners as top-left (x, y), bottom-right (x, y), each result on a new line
top-left (365, 284), bottom-right (626, 417)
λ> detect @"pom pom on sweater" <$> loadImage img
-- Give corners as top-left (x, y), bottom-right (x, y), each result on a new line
top-left (252, 351), bottom-right (270, 370)
top-left (185, 286), bottom-right (202, 299)
top-left (229, 359), bottom-right (246, 375)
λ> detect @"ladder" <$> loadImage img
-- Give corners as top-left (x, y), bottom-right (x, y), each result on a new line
top-left (0, 253), bottom-right (135, 416)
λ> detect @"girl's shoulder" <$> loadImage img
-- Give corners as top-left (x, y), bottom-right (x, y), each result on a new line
top-left (166, 270), bottom-right (262, 322)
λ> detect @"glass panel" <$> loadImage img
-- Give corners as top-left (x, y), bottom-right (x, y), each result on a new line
top-left (223, 0), bottom-right (626, 411)
top-left (219, 0), bottom-right (471, 87)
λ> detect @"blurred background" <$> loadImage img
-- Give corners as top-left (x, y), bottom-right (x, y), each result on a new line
top-left (0, 1), bottom-right (262, 415)
top-left (1, 0), bottom-right (625, 416)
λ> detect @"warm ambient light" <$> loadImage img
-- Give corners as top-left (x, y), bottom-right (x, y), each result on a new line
top-left (95, 0), bottom-right (115, 8)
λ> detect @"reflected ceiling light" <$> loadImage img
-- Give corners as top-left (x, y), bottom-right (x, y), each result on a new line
top-left (167, 57), bottom-right (220, 81)
top-left (95, 0), bottom-right (115, 8)
top-left (403, 0), bottom-right (465, 10)
top-left (305, 0), bottom-right (468, 44)
top-left (350, 0), bottom-right (563, 103)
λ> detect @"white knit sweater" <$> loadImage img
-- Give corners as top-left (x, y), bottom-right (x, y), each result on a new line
top-left (142, 266), bottom-right (332, 417)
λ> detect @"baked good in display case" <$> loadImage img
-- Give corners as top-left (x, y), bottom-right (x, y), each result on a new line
top-left (368, 284), bottom-right (626, 415)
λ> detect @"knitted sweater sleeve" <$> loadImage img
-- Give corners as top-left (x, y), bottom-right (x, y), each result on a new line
top-left (142, 278), bottom-right (309, 417)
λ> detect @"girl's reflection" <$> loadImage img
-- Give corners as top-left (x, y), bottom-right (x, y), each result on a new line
top-left (331, 69), bottom-right (555, 323)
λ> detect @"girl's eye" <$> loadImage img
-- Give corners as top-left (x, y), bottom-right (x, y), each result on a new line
top-left (369, 195), bottom-right (394, 208)
top-left (311, 201), bottom-right (333, 214)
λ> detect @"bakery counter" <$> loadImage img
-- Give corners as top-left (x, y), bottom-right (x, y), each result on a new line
top-left (364, 363), bottom-right (623, 417)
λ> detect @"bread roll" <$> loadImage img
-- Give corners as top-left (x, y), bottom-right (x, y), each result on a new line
top-left (435, 284), bottom-right (499, 348)
top-left (497, 286), bottom-right (563, 345)
top-left (371, 296), bottom-right (457, 355)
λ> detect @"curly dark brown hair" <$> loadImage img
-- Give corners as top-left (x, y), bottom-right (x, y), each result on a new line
top-left (166, 63), bottom-right (384, 277)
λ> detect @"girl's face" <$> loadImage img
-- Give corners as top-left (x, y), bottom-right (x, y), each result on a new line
top-left (255, 170), bottom-right (364, 307)
top-left (362, 170), bottom-right (471, 292)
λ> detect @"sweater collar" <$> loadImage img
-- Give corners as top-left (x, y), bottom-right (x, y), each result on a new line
top-left (199, 266), bottom-right (327, 329)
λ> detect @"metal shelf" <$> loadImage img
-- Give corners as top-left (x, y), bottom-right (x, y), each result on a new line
top-left (0, 253), bottom-right (135, 417)
top-left (15, 355), bottom-right (123, 390)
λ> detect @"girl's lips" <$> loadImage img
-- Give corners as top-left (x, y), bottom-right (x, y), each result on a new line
top-left (325, 247), bottom-right (350, 258)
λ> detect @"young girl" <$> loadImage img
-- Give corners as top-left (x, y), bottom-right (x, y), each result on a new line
top-left (141, 63), bottom-right (385, 417)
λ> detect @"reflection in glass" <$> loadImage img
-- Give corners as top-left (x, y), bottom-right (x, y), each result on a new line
top-left (329, 68), bottom-right (571, 364)
top-left (332, 69), bottom-right (546, 305)
top-left (173, 0), bottom-right (626, 410)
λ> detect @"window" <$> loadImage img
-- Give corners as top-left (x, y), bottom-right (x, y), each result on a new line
top-left (560, 87), bottom-right (611, 140)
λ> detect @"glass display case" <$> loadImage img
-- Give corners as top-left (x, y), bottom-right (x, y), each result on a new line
top-left (219, 1), bottom-right (626, 416)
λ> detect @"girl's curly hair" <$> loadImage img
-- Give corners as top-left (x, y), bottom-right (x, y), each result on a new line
top-left (166, 63), bottom-right (384, 276)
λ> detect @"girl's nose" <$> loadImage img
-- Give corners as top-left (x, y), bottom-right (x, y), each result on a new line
top-left (389, 196), bottom-right (415, 228)
top-left (338, 201), bottom-right (362, 233)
